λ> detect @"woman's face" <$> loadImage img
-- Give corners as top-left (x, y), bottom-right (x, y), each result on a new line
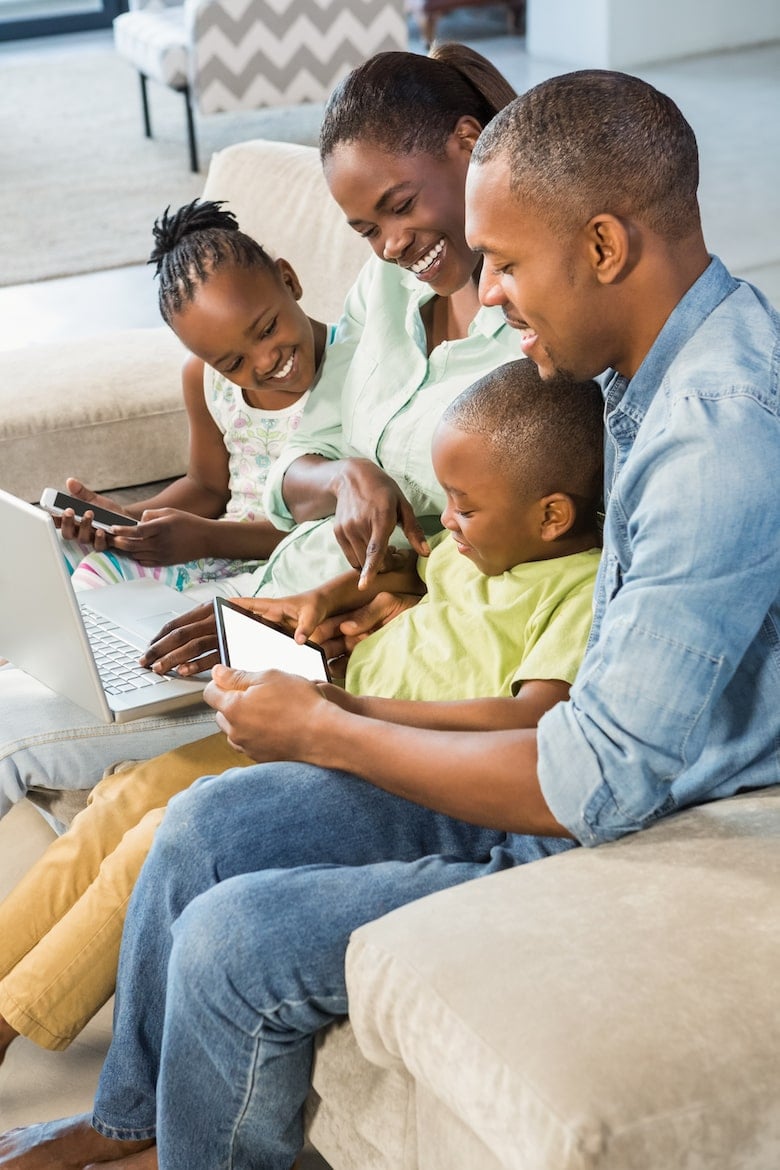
top-left (323, 122), bottom-right (481, 298)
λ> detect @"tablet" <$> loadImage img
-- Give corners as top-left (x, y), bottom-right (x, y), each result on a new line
top-left (213, 597), bottom-right (330, 682)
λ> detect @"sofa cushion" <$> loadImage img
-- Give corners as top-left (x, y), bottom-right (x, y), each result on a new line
top-left (345, 787), bottom-right (780, 1170)
top-left (0, 326), bottom-right (187, 502)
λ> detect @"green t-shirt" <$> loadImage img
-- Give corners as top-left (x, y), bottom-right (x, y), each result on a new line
top-left (346, 536), bottom-right (600, 701)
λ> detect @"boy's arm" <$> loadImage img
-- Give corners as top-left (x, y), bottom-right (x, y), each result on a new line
top-left (325, 679), bottom-right (570, 732)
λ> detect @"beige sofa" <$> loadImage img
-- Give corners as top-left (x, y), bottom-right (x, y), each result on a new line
top-left (1, 139), bottom-right (779, 1168)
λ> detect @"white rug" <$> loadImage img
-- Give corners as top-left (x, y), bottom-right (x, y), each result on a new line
top-left (0, 47), bottom-right (324, 286)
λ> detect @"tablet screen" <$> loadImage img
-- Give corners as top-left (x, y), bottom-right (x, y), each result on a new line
top-left (213, 598), bottom-right (330, 682)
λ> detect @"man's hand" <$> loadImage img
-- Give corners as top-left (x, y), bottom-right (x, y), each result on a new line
top-left (204, 665), bottom-right (331, 760)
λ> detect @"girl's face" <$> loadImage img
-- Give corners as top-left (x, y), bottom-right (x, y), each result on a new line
top-left (323, 120), bottom-right (481, 298)
top-left (172, 259), bottom-right (316, 401)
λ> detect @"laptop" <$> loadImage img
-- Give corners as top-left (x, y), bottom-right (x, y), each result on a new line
top-left (0, 488), bottom-right (209, 722)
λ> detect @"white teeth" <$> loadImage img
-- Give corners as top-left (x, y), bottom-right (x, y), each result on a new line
top-left (410, 239), bottom-right (444, 275)
top-left (271, 352), bottom-right (294, 379)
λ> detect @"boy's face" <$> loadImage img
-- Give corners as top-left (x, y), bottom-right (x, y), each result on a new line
top-left (432, 421), bottom-right (549, 576)
top-left (465, 157), bottom-right (616, 383)
top-left (172, 259), bottom-right (316, 399)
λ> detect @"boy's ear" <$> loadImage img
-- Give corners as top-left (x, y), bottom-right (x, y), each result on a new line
top-left (275, 258), bottom-right (303, 301)
top-left (539, 493), bottom-right (576, 541)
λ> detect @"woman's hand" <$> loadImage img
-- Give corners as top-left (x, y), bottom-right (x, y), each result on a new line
top-left (331, 460), bottom-right (429, 589)
top-left (109, 509), bottom-right (217, 566)
top-left (140, 602), bottom-right (220, 676)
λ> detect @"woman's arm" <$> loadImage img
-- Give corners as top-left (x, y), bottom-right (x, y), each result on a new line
top-left (282, 455), bottom-right (430, 588)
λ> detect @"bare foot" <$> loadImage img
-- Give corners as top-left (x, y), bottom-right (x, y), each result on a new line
top-left (0, 1016), bottom-right (19, 1066)
top-left (84, 1147), bottom-right (158, 1170)
top-left (0, 1114), bottom-right (153, 1169)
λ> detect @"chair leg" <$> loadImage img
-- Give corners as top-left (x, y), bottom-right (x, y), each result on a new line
top-left (138, 72), bottom-right (152, 138)
top-left (182, 87), bottom-right (199, 173)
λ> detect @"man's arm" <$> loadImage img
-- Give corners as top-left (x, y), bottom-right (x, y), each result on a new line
top-left (204, 667), bottom-right (572, 838)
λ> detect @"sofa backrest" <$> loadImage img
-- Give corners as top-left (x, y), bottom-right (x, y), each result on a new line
top-left (202, 139), bottom-right (370, 326)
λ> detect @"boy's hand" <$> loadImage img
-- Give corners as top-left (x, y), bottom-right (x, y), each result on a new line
top-left (315, 591), bottom-right (422, 658)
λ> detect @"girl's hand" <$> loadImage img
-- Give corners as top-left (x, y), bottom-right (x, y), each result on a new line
top-left (110, 509), bottom-right (215, 565)
top-left (58, 477), bottom-right (133, 547)
top-left (332, 460), bottom-right (429, 589)
top-left (140, 602), bottom-right (220, 676)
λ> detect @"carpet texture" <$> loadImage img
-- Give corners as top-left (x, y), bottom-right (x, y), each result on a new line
top-left (0, 47), bottom-right (324, 286)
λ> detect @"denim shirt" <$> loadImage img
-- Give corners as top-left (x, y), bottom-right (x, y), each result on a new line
top-left (537, 256), bottom-right (780, 846)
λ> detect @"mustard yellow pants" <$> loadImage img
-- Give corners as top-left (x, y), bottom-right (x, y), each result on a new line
top-left (0, 732), bottom-right (246, 1050)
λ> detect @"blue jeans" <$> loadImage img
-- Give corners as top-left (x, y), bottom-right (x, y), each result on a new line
top-left (91, 761), bottom-right (575, 1169)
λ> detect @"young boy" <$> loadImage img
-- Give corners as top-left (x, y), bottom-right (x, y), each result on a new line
top-left (0, 358), bottom-right (602, 1066)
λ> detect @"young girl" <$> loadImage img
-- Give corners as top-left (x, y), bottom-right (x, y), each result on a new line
top-left (59, 198), bottom-right (331, 600)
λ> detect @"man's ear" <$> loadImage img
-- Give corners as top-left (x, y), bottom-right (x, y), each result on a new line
top-left (583, 214), bottom-right (633, 285)
top-left (539, 493), bottom-right (576, 541)
top-left (451, 115), bottom-right (483, 155)
top-left (275, 257), bottom-right (303, 301)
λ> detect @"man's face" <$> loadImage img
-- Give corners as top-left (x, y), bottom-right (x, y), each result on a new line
top-left (466, 156), bottom-right (613, 382)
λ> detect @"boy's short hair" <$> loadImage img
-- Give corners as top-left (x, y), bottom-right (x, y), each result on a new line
top-left (472, 69), bottom-right (701, 242)
top-left (442, 359), bottom-right (603, 521)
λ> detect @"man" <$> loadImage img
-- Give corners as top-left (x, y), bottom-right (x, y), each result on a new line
top-left (2, 69), bottom-right (778, 1170)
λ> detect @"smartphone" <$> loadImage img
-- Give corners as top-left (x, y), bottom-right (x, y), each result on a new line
top-left (39, 488), bottom-right (139, 532)
top-left (213, 597), bottom-right (331, 682)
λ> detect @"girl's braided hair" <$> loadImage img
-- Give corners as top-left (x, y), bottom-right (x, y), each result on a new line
top-left (149, 198), bottom-right (274, 325)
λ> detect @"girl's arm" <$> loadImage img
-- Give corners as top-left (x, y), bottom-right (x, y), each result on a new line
top-left (121, 356), bottom-right (231, 518)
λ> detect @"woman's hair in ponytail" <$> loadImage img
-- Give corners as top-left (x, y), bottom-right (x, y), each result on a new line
top-left (149, 198), bottom-right (274, 325)
top-left (319, 42), bottom-right (516, 161)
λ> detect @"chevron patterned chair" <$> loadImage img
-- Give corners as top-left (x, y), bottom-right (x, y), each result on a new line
top-left (113, 0), bottom-right (408, 172)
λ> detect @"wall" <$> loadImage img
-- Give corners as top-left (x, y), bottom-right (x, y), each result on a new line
top-left (527, 0), bottom-right (780, 68)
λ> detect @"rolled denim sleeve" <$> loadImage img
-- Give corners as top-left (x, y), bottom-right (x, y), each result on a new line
top-left (538, 389), bottom-right (780, 845)
top-left (262, 262), bottom-right (370, 530)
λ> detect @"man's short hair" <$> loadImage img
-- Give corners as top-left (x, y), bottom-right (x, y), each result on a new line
top-left (442, 359), bottom-right (604, 519)
top-left (472, 69), bottom-right (701, 241)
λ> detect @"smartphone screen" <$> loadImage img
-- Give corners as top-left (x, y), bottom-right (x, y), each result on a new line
top-left (40, 489), bottom-right (138, 531)
top-left (214, 598), bottom-right (330, 682)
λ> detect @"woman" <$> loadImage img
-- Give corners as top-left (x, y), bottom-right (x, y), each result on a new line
top-left (0, 43), bottom-right (521, 816)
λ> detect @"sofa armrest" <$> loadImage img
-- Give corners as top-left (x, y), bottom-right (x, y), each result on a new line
top-left (0, 326), bottom-right (187, 501)
top-left (345, 787), bottom-right (780, 1170)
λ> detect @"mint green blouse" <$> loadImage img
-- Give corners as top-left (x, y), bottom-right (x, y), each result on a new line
top-left (254, 256), bottom-right (524, 597)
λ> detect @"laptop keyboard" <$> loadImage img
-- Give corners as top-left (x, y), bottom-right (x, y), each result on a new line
top-left (80, 604), bottom-right (166, 696)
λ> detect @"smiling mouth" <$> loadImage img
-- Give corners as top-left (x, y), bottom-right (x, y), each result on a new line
top-left (270, 351), bottom-right (295, 380)
top-left (408, 238), bottom-right (445, 276)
